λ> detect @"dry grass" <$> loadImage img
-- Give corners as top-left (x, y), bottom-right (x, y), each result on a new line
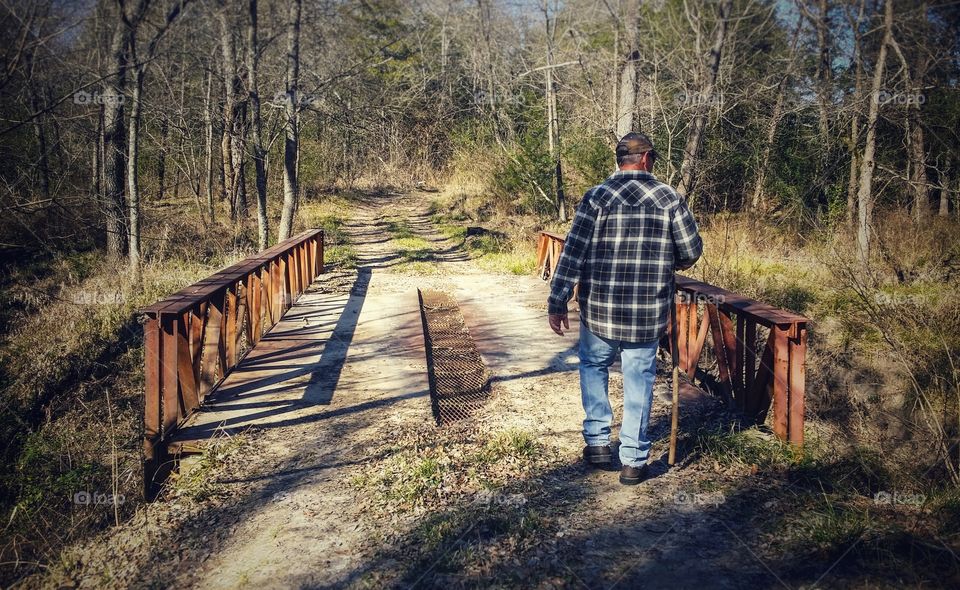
top-left (0, 203), bottom-right (255, 585)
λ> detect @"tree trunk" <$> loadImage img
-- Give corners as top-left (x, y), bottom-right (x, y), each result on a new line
top-left (856, 0), bottom-right (893, 265)
top-left (939, 164), bottom-right (951, 216)
top-left (102, 19), bottom-right (129, 257)
top-left (615, 2), bottom-right (642, 140)
top-left (203, 68), bottom-right (215, 224)
top-left (94, 107), bottom-right (103, 207)
top-left (217, 3), bottom-right (237, 213)
top-left (278, 0), bottom-right (301, 241)
top-left (542, 1), bottom-right (566, 222)
top-left (615, 51), bottom-right (638, 140)
top-left (888, 13), bottom-right (931, 222)
top-left (845, 0), bottom-right (866, 228)
top-left (905, 114), bottom-right (929, 220)
top-left (751, 21), bottom-right (801, 211)
top-left (128, 60), bottom-right (144, 277)
top-left (248, 0), bottom-right (268, 250)
top-left (125, 0), bottom-right (151, 278)
top-left (677, 0), bottom-right (732, 204)
top-left (29, 83), bottom-right (50, 199)
top-left (813, 0), bottom-right (833, 216)
top-left (156, 115), bottom-right (168, 201)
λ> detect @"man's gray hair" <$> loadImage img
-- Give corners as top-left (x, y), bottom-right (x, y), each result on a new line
top-left (617, 153), bottom-right (645, 167)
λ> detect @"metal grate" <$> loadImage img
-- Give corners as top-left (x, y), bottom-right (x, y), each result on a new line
top-left (417, 289), bottom-right (491, 425)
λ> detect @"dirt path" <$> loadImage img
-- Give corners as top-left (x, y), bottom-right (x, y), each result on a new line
top-left (50, 191), bottom-right (845, 589)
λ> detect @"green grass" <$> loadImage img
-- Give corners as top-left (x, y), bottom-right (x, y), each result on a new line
top-left (383, 218), bottom-right (438, 263)
top-left (393, 260), bottom-right (443, 275)
top-left (352, 452), bottom-right (446, 507)
top-left (297, 199), bottom-right (357, 270)
top-left (316, 215), bottom-right (349, 245)
top-left (782, 498), bottom-right (874, 550)
top-left (324, 244), bottom-right (358, 269)
top-left (394, 236), bottom-right (434, 262)
top-left (384, 219), bottom-right (416, 239)
top-left (476, 429), bottom-right (540, 464)
top-left (694, 426), bottom-right (812, 470)
top-left (429, 209), bottom-right (537, 275)
top-left (434, 220), bottom-right (467, 241)
top-left (170, 434), bottom-right (249, 501)
top-left (475, 250), bottom-right (536, 275)
top-left (352, 428), bottom-right (549, 512)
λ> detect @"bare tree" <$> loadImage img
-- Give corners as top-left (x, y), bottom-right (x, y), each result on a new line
top-left (247, 0), bottom-right (268, 249)
top-left (856, 0), bottom-right (894, 264)
top-left (799, 0), bottom-right (835, 215)
top-left (278, 0), bottom-right (301, 241)
top-left (217, 0), bottom-right (247, 221)
top-left (844, 0), bottom-right (866, 228)
top-left (677, 0), bottom-right (733, 204)
top-left (751, 18), bottom-right (802, 211)
top-left (127, 0), bottom-right (192, 277)
top-left (101, 4), bottom-right (130, 257)
top-left (888, 1), bottom-right (932, 221)
top-left (541, 0), bottom-right (566, 222)
top-left (203, 67), bottom-right (215, 224)
top-left (613, 0), bottom-right (642, 140)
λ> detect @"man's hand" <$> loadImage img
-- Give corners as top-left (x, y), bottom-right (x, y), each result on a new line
top-left (548, 313), bottom-right (570, 336)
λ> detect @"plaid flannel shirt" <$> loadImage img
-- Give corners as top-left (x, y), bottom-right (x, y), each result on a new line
top-left (548, 170), bottom-right (703, 342)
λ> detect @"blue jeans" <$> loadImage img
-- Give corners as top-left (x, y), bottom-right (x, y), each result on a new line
top-left (578, 320), bottom-right (659, 467)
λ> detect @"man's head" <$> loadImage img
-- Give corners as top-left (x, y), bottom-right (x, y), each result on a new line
top-left (616, 132), bottom-right (657, 171)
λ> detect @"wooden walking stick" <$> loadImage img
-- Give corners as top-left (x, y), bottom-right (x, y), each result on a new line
top-left (668, 287), bottom-right (681, 466)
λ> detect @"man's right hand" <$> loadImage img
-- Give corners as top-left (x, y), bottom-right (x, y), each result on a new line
top-left (549, 313), bottom-right (570, 336)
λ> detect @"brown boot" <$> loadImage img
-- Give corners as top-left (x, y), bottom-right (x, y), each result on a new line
top-left (582, 445), bottom-right (612, 467)
top-left (619, 464), bottom-right (649, 485)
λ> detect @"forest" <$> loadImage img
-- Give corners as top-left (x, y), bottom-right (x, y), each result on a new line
top-left (0, 0), bottom-right (959, 587)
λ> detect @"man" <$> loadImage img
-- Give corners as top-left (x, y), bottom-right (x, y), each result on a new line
top-left (547, 132), bottom-right (703, 486)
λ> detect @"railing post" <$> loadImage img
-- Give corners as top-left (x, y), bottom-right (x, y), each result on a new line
top-left (719, 310), bottom-right (738, 405)
top-left (190, 304), bottom-right (205, 403)
top-left (249, 271), bottom-right (263, 345)
top-left (177, 311), bottom-right (200, 416)
top-left (143, 314), bottom-right (162, 498)
top-left (707, 304), bottom-right (734, 404)
top-left (224, 285), bottom-right (238, 368)
top-left (744, 319), bottom-right (757, 411)
top-left (317, 233), bottom-right (324, 275)
top-left (160, 313), bottom-right (180, 437)
top-left (788, 325), bottom-right (807, 445)
top-left (299, 242), bottom-right (307, 291)
top-left (772, 327), bottom-right (790, 440)
top-left (200, 292), bottom-right (224, 398)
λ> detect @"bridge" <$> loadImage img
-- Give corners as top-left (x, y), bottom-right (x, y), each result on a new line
top-left (139, 224), bottom-right (808, 498)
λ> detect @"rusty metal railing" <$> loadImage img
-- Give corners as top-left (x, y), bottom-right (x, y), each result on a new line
top-left (535, 230), bottom-right (808, 445)
top-left (141, 230), bottom-right (324, 496)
